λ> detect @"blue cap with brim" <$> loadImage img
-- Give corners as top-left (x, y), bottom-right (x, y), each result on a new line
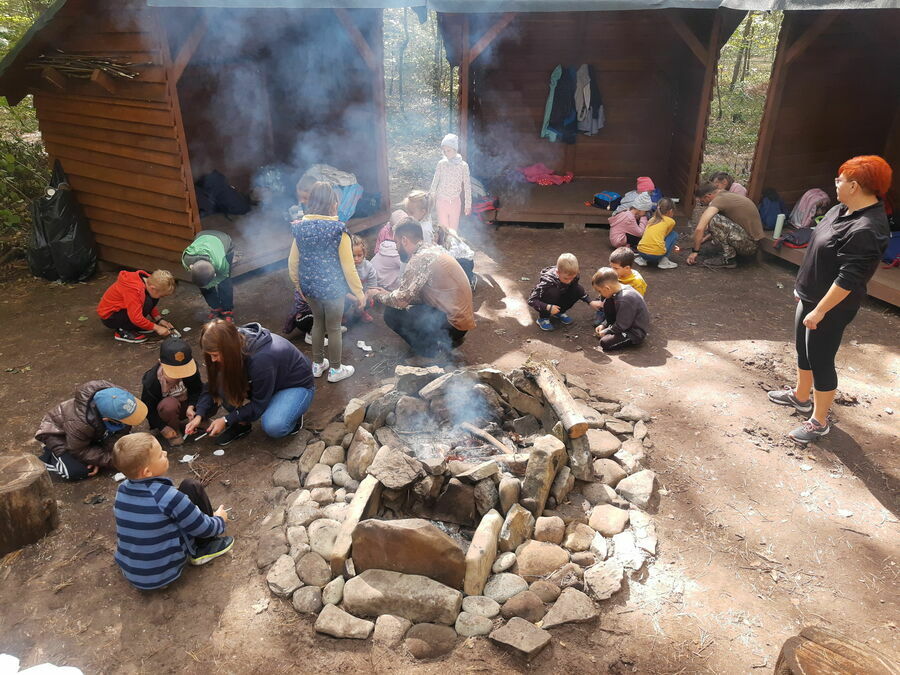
top-left (94, 387), bottom-right (147, 427)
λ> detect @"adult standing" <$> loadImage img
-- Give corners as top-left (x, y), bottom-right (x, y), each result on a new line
top-left (369, 220), bottom-right (475, 358)
top-left (687, 183), bottom-right (765, 268)
top-left (186, 321), bottom-right (314, 445)
top-left (288, 181), bottom-right (364, 383)
top-left (767, 155), bottom-right (892, 444)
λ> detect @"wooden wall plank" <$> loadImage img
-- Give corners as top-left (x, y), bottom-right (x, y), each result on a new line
top-left (79, 194), bottom-right (191, 227)
top-left (66, 174), bottom-right (188, 212)
top-left (39, 121), bottom-right (181, 158)
top-left (82, 206), bottom-right (193, 237)
top-left (53, 157), bottom-right (188, 197)
top-left (34, 95), bottom-right (173, 127)
top-left (43, 140), bottom-right (184, 181)
top-left (38, 109), bottom-right (178, 139)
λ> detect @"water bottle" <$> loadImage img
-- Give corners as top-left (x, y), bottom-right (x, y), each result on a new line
top-left (773, 213), bottom-right (786, 239)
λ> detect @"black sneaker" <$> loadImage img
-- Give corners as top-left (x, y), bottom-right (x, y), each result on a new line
top-left (189, 536), bottom-right (234, 566)
top-left (217, 423), bottom-right (252, 446)
top-left (114, 329), bottom-right (148, 344)
top-left (702, 257), bottom-right (737, 269)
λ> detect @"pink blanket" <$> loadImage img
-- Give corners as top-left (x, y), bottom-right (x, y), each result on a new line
top-left (519, 163), bottom-right (574, 186)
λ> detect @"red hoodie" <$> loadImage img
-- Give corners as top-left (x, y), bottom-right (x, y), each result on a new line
top-left (96, 270), bottom-right (159, 331)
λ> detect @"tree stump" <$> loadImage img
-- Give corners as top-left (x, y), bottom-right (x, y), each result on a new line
top-left (0, 454), bottom-right (59, 556)
top-left (775, 626), bottom-right (900, 675)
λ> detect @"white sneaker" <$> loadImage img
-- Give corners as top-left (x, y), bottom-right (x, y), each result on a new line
top-left (312, 358), bottom-right (330, 378)
top-left (327, 364), bottom-right (355, 382)
top-left (657, 257), bottom-right (678, 269)
top-left (634, 256), bottom-right (647, 267)
top-left (305, 333), bottom-right (328, 346)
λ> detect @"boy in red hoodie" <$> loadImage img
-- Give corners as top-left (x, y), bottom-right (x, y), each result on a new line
top-left (97, 270), bottom-right (176, 343)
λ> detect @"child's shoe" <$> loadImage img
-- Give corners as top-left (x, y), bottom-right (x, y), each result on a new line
top-left (327, 364), bottom-right (355, 383)
top-left (788, 418), bottom-right (830, 445)
top-left (634, 256), bottom-right (648, 267)
top-left (536, 318), bottom-right (555, 331)
top-left (312, 358), bottom-right (330, 378)
top-left (657, 257), bottom-right (678, 269)
top-left (190, 536), bottom-right (234, 566)
top-left (361, 310), bottom-right (374, 323)
top-left (217, 423), bottom-right (252, 446)
top-left (114, 329), bottom-right (148, 344)
top-left (557, 313), bottom-right (574, 325)
top-left (220, 311), bottom-right (234, 323)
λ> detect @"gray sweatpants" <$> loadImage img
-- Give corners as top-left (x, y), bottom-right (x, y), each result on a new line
top-left (308, 296), bottom-right (345, 367)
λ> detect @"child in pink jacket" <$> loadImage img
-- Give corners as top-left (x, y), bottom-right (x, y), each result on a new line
top-left (609, 192), bottom-right (651, 248)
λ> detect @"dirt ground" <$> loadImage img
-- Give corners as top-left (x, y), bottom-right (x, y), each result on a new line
top-left (1, 222), bottom-right (898, 674)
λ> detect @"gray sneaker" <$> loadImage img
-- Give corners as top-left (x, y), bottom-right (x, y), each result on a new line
top-left (788, 418), bottom-right (830, 445)
top-left (702, 256), bottom-right (737, 269)
top-left (767, 386), bottom-right (813, 414)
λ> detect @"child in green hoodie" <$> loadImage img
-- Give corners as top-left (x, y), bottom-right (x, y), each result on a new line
top-left (182, 230), bottom-right (235, 322)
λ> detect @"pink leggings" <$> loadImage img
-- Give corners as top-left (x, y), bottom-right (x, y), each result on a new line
top-left (435, 196), bottom-right (461, 232)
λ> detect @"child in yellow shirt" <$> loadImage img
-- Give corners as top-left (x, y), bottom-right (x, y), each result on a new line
top-left (594, 247), bottom-right (646, 325)
top-left (636, 198), bottom-right (679, 269)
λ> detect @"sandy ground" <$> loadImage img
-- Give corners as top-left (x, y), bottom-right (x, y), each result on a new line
top-left (0, 222), bottom-right (898, 673)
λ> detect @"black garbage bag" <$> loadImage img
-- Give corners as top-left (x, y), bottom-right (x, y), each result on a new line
top-left (27, 160), bottom-right (97, 282)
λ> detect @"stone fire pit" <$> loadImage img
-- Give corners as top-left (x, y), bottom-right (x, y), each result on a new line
top-left (256, 363), bottom-right (658, 660)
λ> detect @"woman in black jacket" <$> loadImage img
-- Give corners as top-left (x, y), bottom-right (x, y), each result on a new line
top-left (767, 155), bottom-right (892, 444)
top-left (140, 337), bottom-right (203, 446)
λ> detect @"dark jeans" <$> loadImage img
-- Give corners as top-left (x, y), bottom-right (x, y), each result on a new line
top-left (533, 285), bottom-right (585, 319)
top-left (100, 293), bottom-right (158, 331)
top-left (178, 478), bottom-right (216, 548)
top-left (794, 299), bottom-right (857, 391)
top-left (456, 258), bottom-right (475, 283)
top-left (625, 233), bottom-right (642, 248)
top-left (384, 304), bottom-right (467, 357)
top-left (199, 252), bottom-right (235, 312)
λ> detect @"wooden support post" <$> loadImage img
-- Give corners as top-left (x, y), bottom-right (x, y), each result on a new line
top-left (784, 11), bottom-right (838, 66)
top-left (40, 66), bottom-right (66, 91)
top-left (0, 455), bottom-right (59, 556)
top-left (468, 12), bottom-right (514, 62)
top-left (335, 8), bottom-right (376, 71)
top-left (90, 68), bottom-right (117, 94)
top-left (668, 11), bottom-right (709, 65)
top-left (172, 15), bottom-right (208, 84)
top-left (748, 14), bottom-right (793, 202)
top-left (682, 9), bottom-right (722, 216)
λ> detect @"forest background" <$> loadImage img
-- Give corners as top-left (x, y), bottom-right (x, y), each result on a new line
top-left (0, 3), bottom-right (782, 263)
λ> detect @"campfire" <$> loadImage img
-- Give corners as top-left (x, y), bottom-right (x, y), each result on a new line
top-left (257, 363), bottom-right (659, 659)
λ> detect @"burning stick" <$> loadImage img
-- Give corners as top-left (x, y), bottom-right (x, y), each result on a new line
top-left (459, 422), bottom-right (513, 455)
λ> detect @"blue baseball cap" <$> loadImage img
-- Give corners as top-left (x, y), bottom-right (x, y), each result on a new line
top-left (94, 387), bottom-right (147, 426)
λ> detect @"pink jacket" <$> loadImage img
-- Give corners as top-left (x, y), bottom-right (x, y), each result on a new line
top-left (609, 210), bottom-right (647, 248)
top-left (729, 182), bottom-right (748, 197)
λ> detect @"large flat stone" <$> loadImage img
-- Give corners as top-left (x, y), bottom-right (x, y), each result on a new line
top-left (330, 475), bottom-right (382, 576)
top-left (583, 559), bottom-right (625, 601)
top-left (483, 573), bottom-right (528, 604)
top-left (346, 427), bottom-right (378, 481)
top-left (366, 446), bottom-right (425, 490)
top-left (593, 458), bottom-right (627, 487)
top-left (464, 509), bottom-right (503, 596)
top-left (308, 518), bottom-right (341, 559)
top-left (500, 590), bottom-right (546, 622)
top-left (404, 623), bottom-right (457, 659)
top-left (431, 478), bottom-right (476, 525)
top-left (541, 588), bottom-right (598, 628)
top-left (520, 435), bottom-right (567, 516)
top-left (588, 504), bottom-right (630, 537)
top-left (585, 429), bottom-right (622, 458)
top-left (373, 614), bottom-right (412, 647)
top-left (266, 554), bottom-right (301, 597)
top-left (489, 617), bottom-right (552, 660)
top-left (513, 540), bottom-right (569, 580)
top-left (298, 440), bottom-right (327, 476)
top-left (304, 463), bottom-right (333, 489)
top-left (394, 395), bottom-right (432, 431)
top-left (343, 398), bottom-right (367, 435)
top-left (566, 435), bottom-right (594, 482)
top-left (315, 604), bottom-right (374, 640)
top-left (395, 365), bottom-right (446, 393)
top-left (273, 462), bottom-right (301, 489)
top-left (343, 569), bottom-right (462, 625)
top-left (352, 518), bottom-right (466, 590)
top-left (498, 503), bottom-right (535, 553)
top-left (616, 469), bottom-right (657, 508)
top-left (456, 460), bottom-right (499, 484)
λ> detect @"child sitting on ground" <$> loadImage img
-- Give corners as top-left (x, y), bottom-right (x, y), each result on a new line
top-left (608, 192), bottom-right (652, 248)
top-left (140, 337), bottom-right (204, 447)
top-left (346, 235), bottom-right (377, 323)
top-left (593, 267), bottom-right (650, 352)
top-left (97, 269), bottom-right (176, 344)
top-left (595, 247), bottom-right (647, 325)
top-left (35, 381), bottom-right (148, 480)
top-left (528, 253), bottom-right (603, 331)
top-left (636, 198), bottom-right (679, 269)
top-left (113, 432), bottom-right (233, 591)
top-left (182, 230), bottom-right (235, 322)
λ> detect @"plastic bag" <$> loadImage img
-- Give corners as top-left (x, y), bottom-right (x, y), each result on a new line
top-left (27, 161), bottom-right (96, 282)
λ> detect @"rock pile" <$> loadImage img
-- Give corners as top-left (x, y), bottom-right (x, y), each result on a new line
top-left (257, 363), bottom-right (659, 660)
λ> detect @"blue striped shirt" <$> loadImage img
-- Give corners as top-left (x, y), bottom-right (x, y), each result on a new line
top-left (114, 477), bottom-right (224, 591)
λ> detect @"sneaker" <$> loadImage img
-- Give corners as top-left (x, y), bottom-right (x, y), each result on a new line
top-left (114, 329), bottom-right (148, 344)
top-left (289, 416), bottom-right (304, 435)
top-left (312, 358), bottom-right (330, 378)
top-left (788, 418), bottom-right (830, 445)
top-left (657, 257), bottom-right (678, 269)
top-left (220, 311), bottom-right (234, 324)
top-left (216, 423), bottom-right (252, 446)
top-left (634, 256), bottom-right (648, 267)
top-left (536, 318), bottom-right (555, 331)
top-left (189, 536), bottom-right (234, 566)
top-left (557, 312), bottom-right (574, 325)
top-left (327, 364), bottom-right (355, 383)
top-left (137, 328), bottom-right (156, 334)
top-left (767, 386), bottom-right (813, 414)
top-left (305, 333), bottom-right (329, 347)
top-left (703, 257), bottom-right (737, 269)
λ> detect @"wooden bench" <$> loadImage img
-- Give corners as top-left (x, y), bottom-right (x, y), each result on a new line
top-left (759, 234), bottom-right (900, 308)
top-left (776, 626), bottom-right (899, 674)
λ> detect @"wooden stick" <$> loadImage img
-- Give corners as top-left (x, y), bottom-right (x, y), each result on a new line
top-left (459, 422), bottom-right (513, 455)
top-left (530, 364), bottom-right (589, 439)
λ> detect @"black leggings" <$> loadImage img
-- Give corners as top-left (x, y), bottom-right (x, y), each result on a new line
top-left (101, 293), bottom-right (158, 331)
top-left (178, 478), bottom-right (216, 547)
top-left (794, 300), bottom-right (857, 391)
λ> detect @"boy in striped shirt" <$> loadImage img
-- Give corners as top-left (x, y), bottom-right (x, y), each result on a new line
top-left (113, 433), bottom-right (233, 590)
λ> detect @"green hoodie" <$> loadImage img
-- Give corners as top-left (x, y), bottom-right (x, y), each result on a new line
top-left (181, 230), bottom-right (233, 288)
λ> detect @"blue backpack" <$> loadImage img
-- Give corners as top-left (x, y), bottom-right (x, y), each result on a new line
top-left (593, 191), bottom-right (621, 210)
top-left (758, 188), bottom-right (788, 230)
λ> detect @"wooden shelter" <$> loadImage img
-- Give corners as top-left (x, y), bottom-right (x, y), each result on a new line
top-left (436, 5), bottom-right (744, 228)
top-left (0, 0), bottom-right (392, 276)
top-left (749, 7), bottom-right (900, 307)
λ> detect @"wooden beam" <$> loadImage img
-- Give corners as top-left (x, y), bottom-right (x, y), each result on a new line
top-left (747, 14), bottom-right (793, 202)
top-left (668, 11), bottom-right (708, 65)
top-left (683, 9), bottom-right (723, 216)
top-left (90, 68), bottom-right (116, 94)
top-left (40, 66), bottom-right (66, 91)
top-left (335, 8), bottom-right (376, 73)
top-left (459, 16), bottom-right (471, 154)
top-left (172, 15), bottom-right (207, 84)
top-left (785, 10), bottom-right (839, 66)
top-left (371, 11), bottom-right (391, 212)
top-left (468, 12), bottom-right (514, 63)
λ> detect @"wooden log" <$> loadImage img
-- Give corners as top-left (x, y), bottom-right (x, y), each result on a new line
top-left (775, 625), bottom-right (900, 675)
top-left (530, 364), bottom-right (589, 439)
top-left (459, 422), bottom-right (513, 455)
top-left (0, 455), bottom-right (59, 556)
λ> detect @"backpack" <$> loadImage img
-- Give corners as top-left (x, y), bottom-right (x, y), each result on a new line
top-left (758, 188), bottom-right (788, 230)
top-left (774, 228), bottom-right (814, 249)
top-left (195, 171), bottom-right (251, 217)
top-left (593, 191), bottom-right (621, 210)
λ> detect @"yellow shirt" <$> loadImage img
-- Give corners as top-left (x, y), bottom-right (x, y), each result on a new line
top-left (637, 215), bottom-right (676, 257)
top-left (618, 269), bottom-right (647, 296)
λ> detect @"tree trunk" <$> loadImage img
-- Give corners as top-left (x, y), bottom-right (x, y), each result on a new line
top-left (433, 15), bottom-right (443, 134)
top-left (397, 7), bottom-right (410, 113)
top-left (0, 454), bottom-right (59, 556)
top-left (729, 13), bottom-right (753, 91)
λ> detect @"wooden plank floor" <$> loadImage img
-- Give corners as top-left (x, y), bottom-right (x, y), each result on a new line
top-left (759, 234), bottom-right (900, 308)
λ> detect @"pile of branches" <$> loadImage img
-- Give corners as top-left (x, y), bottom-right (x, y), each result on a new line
top-left (26, 51), bottom-right (148, 80)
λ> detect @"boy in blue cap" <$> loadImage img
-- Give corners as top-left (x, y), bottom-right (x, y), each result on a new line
top-left (35, 381), bottom-right (148, 480)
